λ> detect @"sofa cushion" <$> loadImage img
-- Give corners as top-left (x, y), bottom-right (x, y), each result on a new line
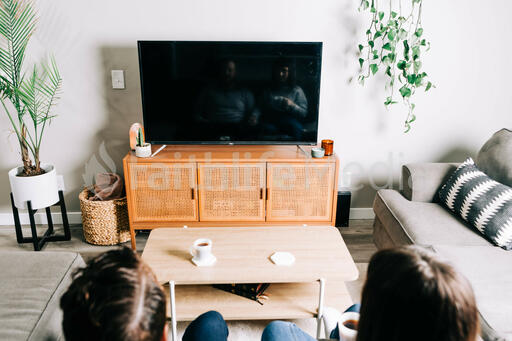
top-left (432, 245), bottom-right (512, 341)
top-left (373, 189), bottom-right (491, 247)
top-left (0, 251), bottom-right (85, 341)
top-left (477, 128), bottom-right (512, 187)
top-left (401, 163), bottom-right (459, 202)
top-left (438, 158), bottom-right (512, 250)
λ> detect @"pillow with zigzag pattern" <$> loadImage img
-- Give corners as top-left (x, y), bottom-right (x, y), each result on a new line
top-left (438, 157), bottom-right (512, 250)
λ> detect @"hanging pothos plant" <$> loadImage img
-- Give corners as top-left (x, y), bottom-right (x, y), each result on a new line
top-left (357, 0), bottom-right (433, 132)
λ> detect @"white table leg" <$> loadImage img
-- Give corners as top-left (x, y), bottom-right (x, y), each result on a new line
top-left (169, 281), bottom-right (177, 341)
top-left (316, 278), bottom-right (326, 339)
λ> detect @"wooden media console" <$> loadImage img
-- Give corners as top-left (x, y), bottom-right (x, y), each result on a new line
top-left (123, 145), bottom-right (339, 249)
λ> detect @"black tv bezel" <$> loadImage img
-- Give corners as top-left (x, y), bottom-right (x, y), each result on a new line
top-left (137, 40), bottom-right (322, 146)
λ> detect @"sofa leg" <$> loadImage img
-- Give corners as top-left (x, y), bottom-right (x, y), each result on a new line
top-left (373, 216), bottom-right (398, 249)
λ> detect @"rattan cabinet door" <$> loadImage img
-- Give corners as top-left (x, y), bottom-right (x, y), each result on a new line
top-left (127, 163), bottom-right (198, 222)
top-left (198, 163), bottom-right (266, 221)
top-left (267, 163), bottom-right (335, 221)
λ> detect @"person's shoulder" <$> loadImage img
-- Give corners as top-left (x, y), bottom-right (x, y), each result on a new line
top-left (291, 85), bottom-right (304, 93)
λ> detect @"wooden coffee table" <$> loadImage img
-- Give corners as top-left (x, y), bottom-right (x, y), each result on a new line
top-left (142, 226), bottom-right (358, 340)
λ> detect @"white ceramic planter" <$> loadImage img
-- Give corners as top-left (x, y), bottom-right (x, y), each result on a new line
top-left (8, 164), bottom-right (60, 210)
top-left (135, 143), bottom-right (152, 158)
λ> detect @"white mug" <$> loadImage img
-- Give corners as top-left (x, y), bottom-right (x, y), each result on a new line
top-left (338, 311), bottom-right (359, 341)
top-left (190, 238), bottom-right (213, 262)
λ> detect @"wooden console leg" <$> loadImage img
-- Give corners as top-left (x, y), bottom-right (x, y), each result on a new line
top-left (130, 226), bottom-right (136, 250)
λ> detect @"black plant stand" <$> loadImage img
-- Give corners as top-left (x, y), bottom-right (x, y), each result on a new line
top-left (10, 190), bottom-right (71, 251)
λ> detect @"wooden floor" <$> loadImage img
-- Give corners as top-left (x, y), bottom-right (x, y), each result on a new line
top-left (338, 219), bottom-right (377, 263)
top-left (0, 220), bottom-right (376, 262)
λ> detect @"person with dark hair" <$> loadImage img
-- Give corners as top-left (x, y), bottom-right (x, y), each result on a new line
top-left (195, 58), bottom-right (258, 141)
top-left (60, 247), bottom-right (167, 341)
top-left (355, 246), bottom-right (479, 341)
top-left (60, 248), bottom-right (229, 341)
top-left (260, 58), bottom-right (308, 141)
top-left (262, 246), bottom-right (480, 341)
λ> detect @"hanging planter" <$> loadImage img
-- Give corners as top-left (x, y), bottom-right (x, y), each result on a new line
top-left (356, 0), bottom-right (434, 132)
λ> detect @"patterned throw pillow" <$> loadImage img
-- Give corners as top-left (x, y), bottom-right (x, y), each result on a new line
top-left (438, 158), bottom-right (512, 250)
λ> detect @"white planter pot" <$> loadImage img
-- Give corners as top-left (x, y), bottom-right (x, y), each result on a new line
top-left (8, 164), bottom-right (60, 210)
top-left (135, 143), bottom-right (152, 158)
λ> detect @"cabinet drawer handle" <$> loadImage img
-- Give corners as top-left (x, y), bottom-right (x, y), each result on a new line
top-left (191, 188), bottom-right (195, 200)
top-left (260, 188), bottom-right (263, 200)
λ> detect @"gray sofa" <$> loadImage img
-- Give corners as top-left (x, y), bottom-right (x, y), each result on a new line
top-left (0, 251), bottom-right (85, 341)
top-left (373, 160), bottom-right (512, 341)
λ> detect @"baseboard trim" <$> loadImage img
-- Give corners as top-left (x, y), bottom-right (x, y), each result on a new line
top-left (349, 208), bottom-right (375, 220)
top-left (0, 209), bottom-right (375, 226)
top-left (0, 212), bottom-right (83, 225)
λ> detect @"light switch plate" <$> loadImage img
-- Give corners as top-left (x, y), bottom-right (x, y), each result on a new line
top-left (111, 70), bottom-right (125, 89)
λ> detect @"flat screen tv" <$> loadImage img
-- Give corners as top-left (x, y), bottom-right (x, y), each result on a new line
top-left (138, 41), bottom-right (322, 145)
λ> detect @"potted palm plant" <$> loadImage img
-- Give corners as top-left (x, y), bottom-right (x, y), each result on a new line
top-left (0, 0), bottom-right (63, 210)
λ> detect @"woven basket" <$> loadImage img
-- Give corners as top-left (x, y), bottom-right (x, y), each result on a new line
top-left (79, 188), bottom-right (130, 245)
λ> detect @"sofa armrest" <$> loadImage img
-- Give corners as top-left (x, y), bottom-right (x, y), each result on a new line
top-left (401, 163), bottom-right (459, 202)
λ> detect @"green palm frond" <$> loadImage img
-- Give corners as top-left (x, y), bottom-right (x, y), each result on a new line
top-left (39, 56), bottom-right (62, 118)
top-left (18, 64), bottom-right (37, 118)
top-left (0, 0), bottom-right (62, 172)
top-left (18, 56), bottom-right (61, 149)
top-left (19, 57), bottom-right (62, 121)
top-left (0, 48), bottom-right (12, 80)
top-left (0, 74), bottom-right (14, 98)
top-left (0, 0), bottom-right (36, 85)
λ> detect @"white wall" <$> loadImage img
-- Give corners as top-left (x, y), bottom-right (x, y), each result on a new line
top-left (0, 0), bottom-right (510, 214)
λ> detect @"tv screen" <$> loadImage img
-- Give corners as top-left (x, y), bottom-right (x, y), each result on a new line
top-left (138, 41), bottom-right (322, 145)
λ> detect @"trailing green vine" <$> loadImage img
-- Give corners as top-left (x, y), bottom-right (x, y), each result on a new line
top-left (357, 0), bottom-right (433, 132)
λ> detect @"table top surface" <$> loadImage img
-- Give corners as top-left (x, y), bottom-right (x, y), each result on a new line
top-left (124, 144), bottom-right (337, 163)
top-left (142, 226), bottom-right (358, 285)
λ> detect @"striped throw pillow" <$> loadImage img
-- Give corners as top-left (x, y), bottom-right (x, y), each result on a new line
top-left (438, 158), bottom-right (512, 250)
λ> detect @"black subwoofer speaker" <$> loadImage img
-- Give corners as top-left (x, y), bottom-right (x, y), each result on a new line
top-left (335, 189), bottom-right (351, 227)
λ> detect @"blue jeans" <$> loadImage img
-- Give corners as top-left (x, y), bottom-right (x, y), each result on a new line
top-left (182, 311), bottom-right (228, 341)
top-left (261, 304), bottom-right (361, 341)
top-left (262, 321), bottom-right (316, 341)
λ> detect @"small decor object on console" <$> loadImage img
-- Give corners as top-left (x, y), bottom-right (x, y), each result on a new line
top-left (311, 148), bottom-right (325, 158)
top-left (129, 123), bottom-right (144, 150)
top-left (321, 139), bottom-right (334, 156)
top-left (135, 128), bottom-right (152, 157)
top-left (438, 158), bottom-right (512, 250)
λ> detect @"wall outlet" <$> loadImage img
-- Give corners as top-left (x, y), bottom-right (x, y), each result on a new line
top-left (111, 70), bottom-right (125, 89)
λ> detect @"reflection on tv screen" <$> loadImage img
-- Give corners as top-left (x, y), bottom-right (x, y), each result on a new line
top-left (138, 41), bottom-right (322, 144)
